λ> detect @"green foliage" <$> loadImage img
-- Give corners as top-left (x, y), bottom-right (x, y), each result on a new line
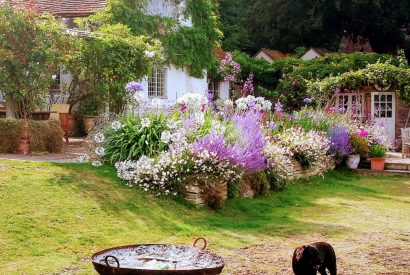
top-left (104, 114), bottom-right (169, 164)
top-left (350, 135), bottom-right (370, 156)
top-left (232, 52), bottom-right (396, 110)
top-left (28, 120), bottom-right (64, 153)
top-left (83, 0), bottom-right (222, 78)
top-left (0, 119), bottom-right (63, 153)
top-left (307, 62), bottom-right (410, 106)
top-left (0, 5), bottom-right (75, 118)
top-left (0, 119), bottom-right (23, 153)
top-left (370, 144), bottom-right (387, 158)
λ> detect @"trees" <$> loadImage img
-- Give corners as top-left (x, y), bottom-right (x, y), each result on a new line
top-left (220, 0), bottom-right (409, 56)
top-left (0, 5), bottom-right (73, 118)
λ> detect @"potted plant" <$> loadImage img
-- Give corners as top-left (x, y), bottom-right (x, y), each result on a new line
top-left (370, 144), bottom-right (387, 171)
top-left (79, 96), bottom-right (102, 135)
top-left (347, 135), bottom-right (370, 169)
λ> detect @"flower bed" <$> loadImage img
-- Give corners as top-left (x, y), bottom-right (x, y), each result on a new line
top-left (81, 82), bottom-right (391, 208)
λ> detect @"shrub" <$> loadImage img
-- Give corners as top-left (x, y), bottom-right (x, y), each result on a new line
top-left (28, 120), bottom-right (64, 153)
top-left (0, 119), bottom-right (63, 153)
top-left (349, 135), bottom-right (370, 156)
top-left (370, 144), bottom-right (387, 158)
top-left (0, 119), bottom-right (23, 153)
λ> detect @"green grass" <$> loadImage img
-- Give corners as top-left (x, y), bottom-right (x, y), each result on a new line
top-left (0, 159), bottom-right (409, 274)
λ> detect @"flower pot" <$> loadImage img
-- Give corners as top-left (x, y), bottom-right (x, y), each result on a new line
top-left (83, 115), bottom-right (102, 135)
top-left (346, 155), bottom-right (360, 169)
top-left (370, 157), bottom-right (385, 171)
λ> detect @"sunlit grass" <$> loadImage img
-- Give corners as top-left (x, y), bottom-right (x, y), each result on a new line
top-left (0, 160), bottom-right (409, 274)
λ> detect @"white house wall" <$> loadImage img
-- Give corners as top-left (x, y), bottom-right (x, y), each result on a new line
top-left (254, 52), bottom-right (273, 63)
top-left (145, 0), bottom-right (192, 27)
top-left (219, 81), bottom-right (230, 100)
top-left (141, 64), bottom-right (208, 107)
top-left (301, 50), bottom-right (321, 60)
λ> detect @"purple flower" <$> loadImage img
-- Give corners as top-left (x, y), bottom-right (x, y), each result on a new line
top-left (275, 100), bottom-right (283, 113)
top-left (242, 73), bottom-right (254, 95)
top-left (329, 126), bottom-right (351, 164)
top-left (192, 132), bottom-right (231, 161)
top-left (266, 121), bottom-right (276, 131)
top-left (303, 98), bottom-right (313, 104)
top-left (125, 81), bottom-right (144, 93)
top-left (334, 87), bottom-right (341, 95)
top-left (230, 112), bottom-right (266, 172)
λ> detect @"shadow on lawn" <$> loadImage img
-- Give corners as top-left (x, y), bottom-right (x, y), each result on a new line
top-left (48, 163), bottom-right (410, 238)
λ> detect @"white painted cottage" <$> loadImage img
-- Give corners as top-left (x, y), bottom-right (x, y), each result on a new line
top-left (300, 47), bottom-right (331, 60)
top-left (0, 0), bottom-right (230, 114)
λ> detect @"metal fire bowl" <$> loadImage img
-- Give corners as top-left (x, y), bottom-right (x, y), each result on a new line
top-left (91, 238), bottom-right (224, 275)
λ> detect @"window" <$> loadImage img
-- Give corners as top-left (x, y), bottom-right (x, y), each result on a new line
top-left (373, 93), bottom-right (393, 118)
top-left (51, 70), bottom-right (61, 91)
top-left (208, 78), bottom-right (219, 96)
top-left (336, 93), bottom-right (365, 118)
top-left (148, 67), bottom-right (166, 98)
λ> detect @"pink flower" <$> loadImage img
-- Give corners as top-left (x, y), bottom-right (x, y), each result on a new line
top-left (180, 105), bottom-right (187, 112)
top-left (357, 127), bottom-right (369, 137)
top-left (201, 104), bottom-right (205, 113)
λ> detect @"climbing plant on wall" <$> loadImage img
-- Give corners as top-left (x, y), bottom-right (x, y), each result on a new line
top-left (81, 0), bottom-right (222, 78)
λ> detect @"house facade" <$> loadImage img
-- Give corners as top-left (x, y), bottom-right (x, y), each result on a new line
top-left (254, 48), bottom-right (288, 63)
top-left (301, 48), bottom-right (331, 60)
top-left (335, 86), bottom-right (409, 147)
top-left (1, 0), bottom-right (218, 112)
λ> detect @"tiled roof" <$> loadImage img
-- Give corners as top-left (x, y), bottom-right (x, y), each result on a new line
top-left (311, 48), bottom-right (331, 56)
top-left (340, 36), bottom-right (373, 53)
top-left (255, 48), bottom-right (288, 61)
top-left (0, 0), bottom-right (107, 17)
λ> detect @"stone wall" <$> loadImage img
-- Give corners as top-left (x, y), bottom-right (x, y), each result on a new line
top-left (184, 158), bottom-right (336, 206)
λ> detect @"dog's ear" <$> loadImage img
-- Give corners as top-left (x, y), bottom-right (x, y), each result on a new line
top-left (294, 245), bottom-right (307, 261)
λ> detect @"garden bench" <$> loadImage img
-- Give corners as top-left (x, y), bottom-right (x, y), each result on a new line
top-left (401, 128), bottom-right (410, 158)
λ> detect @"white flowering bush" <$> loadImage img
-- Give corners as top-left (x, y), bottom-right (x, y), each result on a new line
top-left (177, 93), bottom-right (208, 111)
top-left (235, 95), bottom-right (272, 112)
top-left (277, 127), bottom-right (331, 169)
top-left (264, 141), bottom-right (294, 183)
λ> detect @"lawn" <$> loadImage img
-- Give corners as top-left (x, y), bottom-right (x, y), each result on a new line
top-left (0, 159), bottom-right (409, 274)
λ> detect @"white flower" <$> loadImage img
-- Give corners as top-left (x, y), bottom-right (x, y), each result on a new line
top-left (161, 130), bottom-right (172, 144)
top-left (195, 113), bottom-right (205, 126)
top-left (94, 133), bottom-right (105, 144)
top-left (92, 160), bottom-right (103, 167)
top-left (111, 121), bottom-right (122, 131)
top-left (76, 154), bottom-right (90, 163)
top-left (224, 99), bottom-right (234, 108)
top-left (141, 118), bottom-right (151, 128)
top-left (237, 102), bottom-right (247, 111)
top-left (151, 98), bottom-right (162, 108)
top-left (95, 147), bottom-right (105, 156)
top-left (177, 93), bottom-right (208, 110)
top-left (133, 91), bottom-right (144, 103)
top-left (144, 50), bottom-right (155, 58)
top-left (167, 119), bottom-right (178, 129)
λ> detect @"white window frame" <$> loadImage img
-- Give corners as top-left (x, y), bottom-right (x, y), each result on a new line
top-left (336, 93), bottom-right (365, 118)
top-left (208, 78), bottom-right (219, 97)
top-left (148, 67), bottom-right (167, 98)
top-left (51, 69), bottom-right (61, 91)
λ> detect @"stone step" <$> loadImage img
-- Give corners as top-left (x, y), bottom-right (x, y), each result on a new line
top-left (385, 162), bottom-right (410, 171)
top-left (355, 169), bottom-right (410, 177)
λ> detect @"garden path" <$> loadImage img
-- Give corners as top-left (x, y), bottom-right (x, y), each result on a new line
top-left (222, 231), bottom-right (410, 274)
top-left (0, 138), bottom-right (86, 163)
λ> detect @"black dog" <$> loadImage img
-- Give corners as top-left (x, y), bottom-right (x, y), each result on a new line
top-left (292, 242), bottom-right (337, 275)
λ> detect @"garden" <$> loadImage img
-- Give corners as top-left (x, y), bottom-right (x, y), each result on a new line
top-left (1, 1), bottom-right (410, 274)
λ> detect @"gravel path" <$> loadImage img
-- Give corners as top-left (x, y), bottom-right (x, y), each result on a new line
top-left (222, 231), bottom-right (410, 274)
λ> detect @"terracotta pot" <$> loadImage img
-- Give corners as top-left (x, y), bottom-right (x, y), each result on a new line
top-left (370, 157), bottom-right (385, 171)
top-left (346, 155), bottom-right (360, 169)
top-left (83, 115), bottom-right (102, 135)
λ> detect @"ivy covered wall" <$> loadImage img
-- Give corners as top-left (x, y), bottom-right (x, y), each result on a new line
top-left (83, 0), bottom-right (222, 78)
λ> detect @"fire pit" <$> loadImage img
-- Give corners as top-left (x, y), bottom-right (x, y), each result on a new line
top-left (91, 238), bottom-right (224, 275)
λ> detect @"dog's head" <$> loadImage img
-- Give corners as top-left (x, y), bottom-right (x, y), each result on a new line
top-left (294, 245), bottom-right (322, 270)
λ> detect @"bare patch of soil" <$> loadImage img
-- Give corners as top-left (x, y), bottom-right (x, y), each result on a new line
top-left (222, 231), bottom-right (410, 274)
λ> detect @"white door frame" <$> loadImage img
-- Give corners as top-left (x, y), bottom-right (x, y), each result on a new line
top-left (371, 91), bottom-right (395, 143)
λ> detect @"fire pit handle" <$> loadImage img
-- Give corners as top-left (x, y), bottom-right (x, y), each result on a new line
top-left (193, 237), bottom-right (207, 250)
top-left (104, 255), bottom-right (120, 268)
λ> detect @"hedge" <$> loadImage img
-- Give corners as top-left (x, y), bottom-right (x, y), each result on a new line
top-left (0, 119), bottom-right (64, 153)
